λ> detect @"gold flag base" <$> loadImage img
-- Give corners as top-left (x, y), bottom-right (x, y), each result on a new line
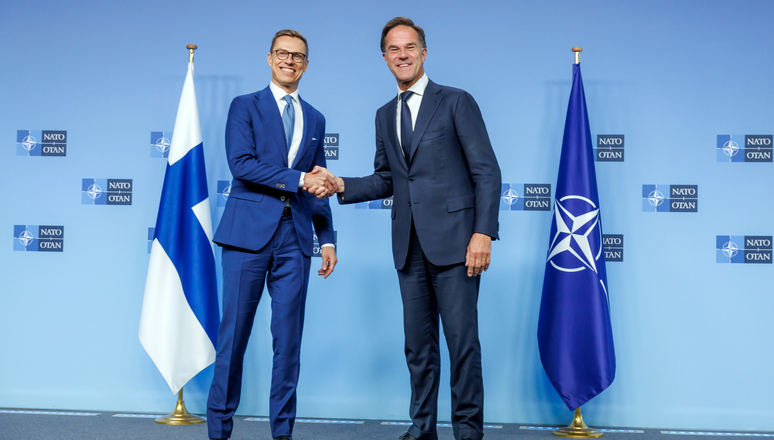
top-left (155, 389), bottom-right (205, 425)
top-left (552, 408), bottom-right (603, 438)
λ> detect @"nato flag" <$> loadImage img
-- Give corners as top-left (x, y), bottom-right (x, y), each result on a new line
top-left (538, 63), bottom-right (616, 411)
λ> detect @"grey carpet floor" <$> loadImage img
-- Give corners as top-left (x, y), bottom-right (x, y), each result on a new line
top-left (1, 409), bottom-right (771, 440)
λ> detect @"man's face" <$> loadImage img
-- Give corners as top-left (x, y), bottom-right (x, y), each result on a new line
top-left (382, 25), bottom-right (426, 91)
top-left (267, 36), bottom-right (308, 93)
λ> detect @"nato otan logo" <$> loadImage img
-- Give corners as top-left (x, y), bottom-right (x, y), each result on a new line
top-left (14, 225), bottom-right (64, 252)
top-left (82, 178), bottom-right (133, 205)
top-left (603, 234), bottom-right (623, 262)
top-left (595, 135), bottom-right (624, 162)
top-left (716, 235), bottom-right (772, 264)
top-left (150, 131), bottom-right (172, 158)
top-left (500, 184), bottom-right (551, 211)
top-left (642, 184), bottom-right (698, 212)
top-left (17, 130), bottom-right (67, 156)
top-left (357, 196), bottom-right (393, 210)
top-left (324, 133), bottom-right (339, 161)
top-left (313, 231), bottom-right (338, 257)
top-left (217, 180), bottom-right (231, 207)
top-left (717, 135), bottom-right (772, 162)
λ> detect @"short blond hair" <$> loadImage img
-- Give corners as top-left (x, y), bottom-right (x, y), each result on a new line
top-left (270, 29), bottom-right (308, 55)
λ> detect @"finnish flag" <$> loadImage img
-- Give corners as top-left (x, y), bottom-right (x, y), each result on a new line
top-left (139, 61), bottom-right (219, 393)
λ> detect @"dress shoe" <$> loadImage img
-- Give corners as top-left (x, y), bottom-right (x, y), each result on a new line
top-left (273, 436), bottom-right (292, 440)
top-left (399, 434), bottom-right (417, 440)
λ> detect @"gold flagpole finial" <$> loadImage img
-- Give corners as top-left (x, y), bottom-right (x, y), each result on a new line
top-left (572, 47), bottom-right (583, 65)
top-left (186, 44), bottom-right (198, 63)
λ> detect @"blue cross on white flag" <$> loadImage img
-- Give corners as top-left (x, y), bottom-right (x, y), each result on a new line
top-left (538, 63), bottom-right (616, 411)
top-left (139, 61), bottom-right (219, 394)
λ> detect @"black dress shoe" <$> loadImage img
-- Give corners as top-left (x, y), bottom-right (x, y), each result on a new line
top-left (399, 434), bottom-right (417, 440)
top-left (273, 436), bottom-right (292, 440)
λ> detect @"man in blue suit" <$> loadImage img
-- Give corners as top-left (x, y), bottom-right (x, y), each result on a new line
top-left (207, 29), bottom-right (338, 440)
top-left (332, 16), bottom-right (501, 440)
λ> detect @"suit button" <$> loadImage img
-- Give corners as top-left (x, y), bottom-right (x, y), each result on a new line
top-left (407, 202), bottom-right (411, 206)
top-left (280, 196), bottom-right (286, 202)
top-left (408, 177), bottom-right (415, 182)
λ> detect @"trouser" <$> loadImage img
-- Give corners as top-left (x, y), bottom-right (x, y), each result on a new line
top-left (207, 216), bottom-right (311, 439)
top-left (397, 223), bottom-right (485, 440)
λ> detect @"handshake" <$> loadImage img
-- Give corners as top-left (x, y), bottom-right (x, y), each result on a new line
top-left (302, 166), bottom-right (344, 199)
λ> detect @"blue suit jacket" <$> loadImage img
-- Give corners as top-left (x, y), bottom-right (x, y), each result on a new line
top-left (214, 86), bottom-right (334, 256)
top-left (340, 80), bottom-right (501, 269)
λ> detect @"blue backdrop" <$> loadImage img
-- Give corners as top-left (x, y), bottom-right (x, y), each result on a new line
top-left (2, 0), bottom-right (773, 432)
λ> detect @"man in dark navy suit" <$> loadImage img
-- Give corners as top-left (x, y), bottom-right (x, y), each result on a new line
top-left (332, 16), bottom-right (501, 440)
top-left (206, 29), bottom-right (338, 440)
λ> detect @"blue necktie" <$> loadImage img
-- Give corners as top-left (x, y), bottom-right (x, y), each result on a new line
top-left (282, 95), bottom-right (295, 152)
top-left (400, 91), bottom-right (414, 159)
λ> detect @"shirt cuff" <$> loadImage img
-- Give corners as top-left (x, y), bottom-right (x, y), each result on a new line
top-left (298, 172), bottom-right (305, 188)
top-left (320, 243), bottom-right (335, 248)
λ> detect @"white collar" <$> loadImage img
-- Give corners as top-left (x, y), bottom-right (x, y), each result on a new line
top-left (397, 73), bottom-right (429, 97)
top-left (269, 82), bottom-right (300, 103)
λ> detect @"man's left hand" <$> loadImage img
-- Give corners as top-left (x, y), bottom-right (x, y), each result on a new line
top-left (465, 233), bottom-right (492, 277)
top-left (318, 246), bottom-right (338, 278)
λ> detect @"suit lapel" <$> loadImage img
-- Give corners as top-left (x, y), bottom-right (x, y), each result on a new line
top-left (294, 98), bottom-right (315, 169)
top-left (384, 96), bottom-right (408, 170)
top-left (254, 87), bottom-right (288, 167)
top-left (409, 80), bottom-right (441, 162)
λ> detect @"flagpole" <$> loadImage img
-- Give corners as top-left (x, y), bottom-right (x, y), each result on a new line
top-left (550, 46), bottom-right (604, 439)
top-left (153, 43), bottom-right (206, 426)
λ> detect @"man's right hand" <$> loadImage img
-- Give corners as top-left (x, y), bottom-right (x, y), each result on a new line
top-left (303, 167), bottom-right (345, 198)
top-left (303, 166), bottom-right (338, 198)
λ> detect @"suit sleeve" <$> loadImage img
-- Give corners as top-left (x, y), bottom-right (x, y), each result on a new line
top-left (454, 91), bottom-right (502, 240)
top-left (225, 96), bottom-right (302, 193)
top-left (338, 112), bottom-right (394, 204)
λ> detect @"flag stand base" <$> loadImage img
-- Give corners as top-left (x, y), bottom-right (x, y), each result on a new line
top-left (552, 408), bottom-right (603, 438)
top-left (155, 389), bottom-right (205, 425)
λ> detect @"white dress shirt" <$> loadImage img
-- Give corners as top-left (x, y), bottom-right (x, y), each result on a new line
top-left (269, 82), bottom-right (305, 186)
top-left (396, 73), bottom-right (429, 153)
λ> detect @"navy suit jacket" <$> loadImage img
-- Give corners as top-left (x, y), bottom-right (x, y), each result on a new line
top-left (340, 80), bottom-right (501, 269)
top-left (214, 86), bottom-right (334, 256)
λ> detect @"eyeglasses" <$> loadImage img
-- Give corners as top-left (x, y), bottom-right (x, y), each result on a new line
top-left (273, 50), bottom-right (307, 63)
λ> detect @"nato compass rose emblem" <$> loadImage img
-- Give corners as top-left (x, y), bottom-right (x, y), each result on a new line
top-left (18, 229), bottom-right (34, 247)
top-left (646, 189), bottom-right (665, 208)
top-left (154, 134), bottom-right (171, 155)
top-left (722, 139), bottom-right (740, 158)
top-left (86, 183), bottom-right (103, 201)
top-left (21, 134), bottom-right (38, 153)
top-left (721, 240), bottom-right (739, 258)
top-left (546, 195), bottom-right (603, 274)
top-left (502, 188), bottom-right (519, 206)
